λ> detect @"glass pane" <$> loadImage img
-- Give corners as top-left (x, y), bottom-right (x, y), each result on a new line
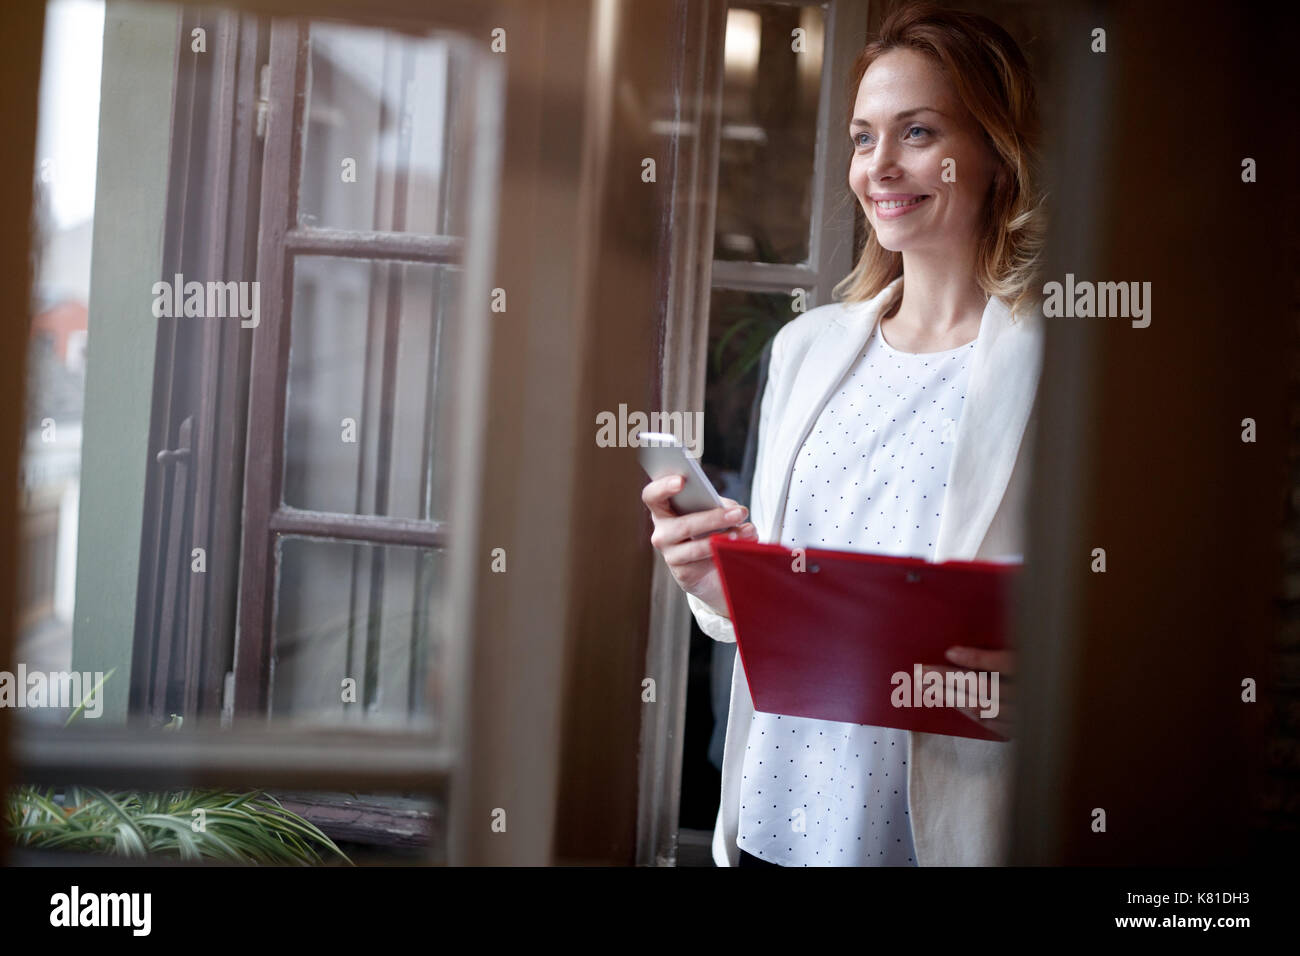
top-left (713, 2), bottom-right (826, 264)
top-left (11, 0), bottom-right (500, 868)
top-left (297, 22), bottom-right (472, 237)
top-left (272, 536), bottom-right (444, 730)
top-left (283, 255), bottom-right (459, 521)
top-left (704, 288), bottom-right (796, 479)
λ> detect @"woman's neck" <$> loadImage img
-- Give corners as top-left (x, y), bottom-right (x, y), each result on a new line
top-left (881, 248), bottom-right (987, 351)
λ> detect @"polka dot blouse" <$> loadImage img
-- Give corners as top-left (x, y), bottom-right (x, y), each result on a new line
top-left (735, 321), bottom-right (976, 866)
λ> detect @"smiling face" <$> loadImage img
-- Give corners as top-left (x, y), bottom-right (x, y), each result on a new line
top-left (848, 47), bottom-right (1001, 258)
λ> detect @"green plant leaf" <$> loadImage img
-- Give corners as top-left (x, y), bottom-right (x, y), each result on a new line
top-left (6, 784), bottom-right (353, 865)
top-left (64, 667), bottom-right (116, 726)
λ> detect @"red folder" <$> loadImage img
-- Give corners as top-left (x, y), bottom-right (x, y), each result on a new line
top-left (709, 536), bottom-right (1018, 742)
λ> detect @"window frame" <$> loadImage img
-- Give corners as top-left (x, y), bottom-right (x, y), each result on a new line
top-left (711, 0), bottom-right (864, 306)
top-left (5, 0), bottom-right (508, 863)
top-left (131, 7), bottom-right (266, 726)
top-left (10, 0), bottom-right (655, 868)
top-left (635, 0), bottom-right (868, 866)
top-left (232, 19), bottom-right (462, 721)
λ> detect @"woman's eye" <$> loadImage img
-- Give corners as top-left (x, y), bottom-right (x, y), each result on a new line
top-left (854, 128), bottom-right (929, 147)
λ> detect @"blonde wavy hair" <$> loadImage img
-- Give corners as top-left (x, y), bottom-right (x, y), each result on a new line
top-left (831, 2), bottom-right (1047, 320)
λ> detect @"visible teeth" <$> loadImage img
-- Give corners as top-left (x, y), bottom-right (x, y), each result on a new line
top-left (877, 197), bottom-right (925, 209)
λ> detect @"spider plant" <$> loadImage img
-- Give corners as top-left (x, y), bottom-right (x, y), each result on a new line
top-left (7, 785), bottom-right (353, 865)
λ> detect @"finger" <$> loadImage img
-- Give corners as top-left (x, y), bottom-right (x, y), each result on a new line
top-left (665, 522), bottom-right (759, 567)
top-left (918, 662), bottom-right (1010, 681)
top-left (652, 505), bottom-right (748, 548)
top-left (915, 664), bottom-right (1008, 714)
top-left (672, 502), bottom-right (749, 539)
top-left (661, 537), bottom-right (719, 566)
top-left (955, 698), bottom-right (1014, 721)
top-left (641, 475), bottom-right (686, 518)
top-left (944, 646), bottom-right (1015, 676)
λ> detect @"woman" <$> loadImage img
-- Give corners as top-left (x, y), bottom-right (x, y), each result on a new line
top-left (642, 3), bottom-right (1046, 866)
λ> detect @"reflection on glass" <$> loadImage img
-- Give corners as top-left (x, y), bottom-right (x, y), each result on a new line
top-left (714, 2), bottom-right (826, 264)
top-left (705, 287), bottom-right (795, 476)
top-left (298, 22), bottom-right (470, 237)
top-left (283, 255), bottom-right (458, 521)
top-left (272, 537), bottom-right (442, 729)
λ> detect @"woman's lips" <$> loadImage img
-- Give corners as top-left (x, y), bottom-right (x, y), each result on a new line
top-left (873, 195), bottom-right (929, 220)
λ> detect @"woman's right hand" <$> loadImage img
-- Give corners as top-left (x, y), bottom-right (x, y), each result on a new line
top-left (641, 474), bottom-right (758, 617)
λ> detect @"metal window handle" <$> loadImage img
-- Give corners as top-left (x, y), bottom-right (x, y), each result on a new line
top-left (156, 447), bottom-right (192, 465)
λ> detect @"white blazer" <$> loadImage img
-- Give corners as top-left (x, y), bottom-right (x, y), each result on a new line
top-left (686, 275), bottom-right (1044, 867)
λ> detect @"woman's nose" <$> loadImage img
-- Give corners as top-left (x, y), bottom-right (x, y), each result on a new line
top-left (867, 141), bottom-right (900, 183)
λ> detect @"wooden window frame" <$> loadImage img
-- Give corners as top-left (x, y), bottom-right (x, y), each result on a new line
top-left (10, 0), bottom-right (668, 867)
top-left (232, 19), bottom-right (462, 720)
top-left (709, 0), bottom-right (866, 306)
top-left (636, 0), bottom-right (868, 866)
top-left (6, 0), bottom-right (509, 864)
top-left (131, 8), bottom-right (267, 726)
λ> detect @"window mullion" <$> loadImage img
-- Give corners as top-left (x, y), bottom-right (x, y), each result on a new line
top-left (810, 0), bottom-right (868, 303)
top-left (711, 260), bottom-right (820, 296)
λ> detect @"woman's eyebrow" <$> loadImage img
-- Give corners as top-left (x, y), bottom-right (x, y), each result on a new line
top-left (850, 107), bottom-right (944, 128)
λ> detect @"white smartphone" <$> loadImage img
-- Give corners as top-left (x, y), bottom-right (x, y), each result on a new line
top-left (636, 432), bottom-right (728, 515)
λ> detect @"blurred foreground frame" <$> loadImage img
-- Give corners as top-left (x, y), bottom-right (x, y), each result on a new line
top-left (1, 0), bottom-right (1297, 868)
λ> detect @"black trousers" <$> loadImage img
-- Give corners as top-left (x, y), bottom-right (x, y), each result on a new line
top-left (738, 848), bottom-right (782, 868)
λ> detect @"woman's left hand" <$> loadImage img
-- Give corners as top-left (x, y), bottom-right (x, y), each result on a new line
top-left (918, 647), bottom-right (1015, 740)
